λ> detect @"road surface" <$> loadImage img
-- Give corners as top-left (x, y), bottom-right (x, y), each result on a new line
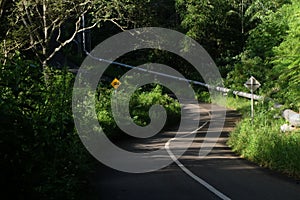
top-left (90, 103), bottom-right (300, 200)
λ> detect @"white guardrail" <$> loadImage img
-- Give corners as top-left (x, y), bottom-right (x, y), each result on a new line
top-left (213, 85), bottom-right (300, 128)
top-left (214, 86), bottom-right (300, 130)
top-left (80, 14), bottom-right (299, 130)
top-left (72, 56), bottom-right (299, 130)
top-left (72, 59), bottom-right (299, 129)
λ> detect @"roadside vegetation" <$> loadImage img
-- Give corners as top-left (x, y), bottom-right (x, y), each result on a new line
top-left (1, 0), bottom-right (299, 198)
top-left (224, 0), bottom-right (300, 178)
top-left (200, 91), bottom-right (300, 178)
top-left (0, 56), bottom-right (181, 199)
top-left (96, 84), bottom-right (181, 139)
top-left (0, 57), bottom-right (92, 199)
top-left (223, 96), bottom-right (300, 178)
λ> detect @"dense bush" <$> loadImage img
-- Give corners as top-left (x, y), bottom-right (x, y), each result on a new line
top-left (96, 84), bottom-right (181, 138)
top-left (0, 56), bottom-right (92, 199)
top-left (227, 97), bottom-right (300, 178)
top-left (130, 85), bottom-right (181, 126)
top-left (225, 0), bottom-right (299, 110)
top-left (0, 53), bottom-right (182, 198)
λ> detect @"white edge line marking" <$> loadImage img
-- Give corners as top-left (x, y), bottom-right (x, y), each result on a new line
top-left (165, 121), bottom-right (231, 200)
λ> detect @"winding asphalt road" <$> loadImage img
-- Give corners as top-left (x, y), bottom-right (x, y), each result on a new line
top-left (90, 103), bottom-right (300, 200)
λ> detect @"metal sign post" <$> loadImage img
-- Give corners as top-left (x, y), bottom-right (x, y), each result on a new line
top-left (111, 78), bottom-right (121, 115)
top-left (244, 76), bottom-right (261, 123)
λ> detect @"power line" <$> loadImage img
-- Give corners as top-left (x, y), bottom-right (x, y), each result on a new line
top-left (81, 15), bottom-right (264, 101)
top-left (81, 15), bottom-right (209, 87)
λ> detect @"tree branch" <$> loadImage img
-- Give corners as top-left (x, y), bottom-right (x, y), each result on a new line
top-left (77, 21), bottom-right (99, 33)
top-left (0, 0), bottom-right (6, 19)
top-left (56, 22), bottom-right (63, 43)
top-left (20, 0), bottom-right (43, 51)
top-left (45, 16), bottom-right (82, 63)
top-left (42, 0), bottom-right (47, 55)
top-left (108, 19), bottom-right (126, 32)
top-left (48, 18), bottom-right (61, 42)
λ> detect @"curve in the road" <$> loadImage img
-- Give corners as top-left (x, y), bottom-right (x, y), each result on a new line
top-left (165, 110), bottom-right (231, 200)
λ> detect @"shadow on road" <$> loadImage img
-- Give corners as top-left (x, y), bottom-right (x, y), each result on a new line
top-left (88, 103), bottom-right (300, 200)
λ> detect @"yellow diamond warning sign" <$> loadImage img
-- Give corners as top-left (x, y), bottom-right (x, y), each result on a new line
top-left (111, 78), bottom-right (121, 89)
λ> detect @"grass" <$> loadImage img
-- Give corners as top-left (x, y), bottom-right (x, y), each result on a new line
top-left (224, 95), bottom-right (300, 178)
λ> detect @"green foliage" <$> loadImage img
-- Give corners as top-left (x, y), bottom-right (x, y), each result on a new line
top-left (226, 0), bottom-right (299, 110)
top-left (176, 0), bottom-right (246, 71)
top-left (205, 0), bottom-right (300, 180)
top-left (226, 55), bottom-right (265, 91)
top-left (95, 86), bottom-right (119, 137)
top-left (226, 0), bottom-right (290, 91)
top-left (95, 84), bottom-right (181, 138)
top-left (272, 0), bottom-right (300, 109)
top-left (130, 85), bottom-right (181, 127)
top-left (1, 0), bottom-right (91, 63)
top-left (1, 0), bottom-right (299, 193)
top-left (0, 56), bottom-right (92, 199)
top-left (1, 0), bottom-right (157, 66)
top-left (196, 91), bottom-right (211, 103)
top-left (245, 0), bottom-right (291, 23)
top-left (228, 101), bottom-right (300, 177)
top-left (223, 95), bottom-right (251, 114)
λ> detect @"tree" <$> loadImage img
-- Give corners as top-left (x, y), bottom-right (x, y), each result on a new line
top-left (0, 0), bottom-right (148, 70)
top-left (225, 0), bottom-right (291, 91)
top-left (272, 0), bottom-right (300, 109)
top-left (175, 0), bottom-right (247, 71)
top-left (2, 1), bottom-right (85, 66)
